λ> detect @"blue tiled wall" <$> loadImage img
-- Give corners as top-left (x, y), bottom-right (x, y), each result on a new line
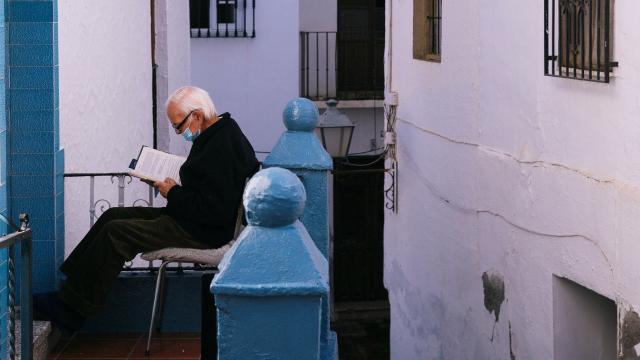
top-left (6, 0), bottom-right (62, 300)
top-left (0, 0), bottom-right (8, 356)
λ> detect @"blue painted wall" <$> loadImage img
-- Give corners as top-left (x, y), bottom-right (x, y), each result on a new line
top-left (6, 0), bottom-right (62, 295)
top-left (0, 0), bottom-right (8, 355)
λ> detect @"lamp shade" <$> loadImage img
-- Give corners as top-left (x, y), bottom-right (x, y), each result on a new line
top-left (315, 100), bottom-right (355, 158)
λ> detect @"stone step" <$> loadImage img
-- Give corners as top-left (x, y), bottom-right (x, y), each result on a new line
top-left (14, 320), bottom-right (52, 360)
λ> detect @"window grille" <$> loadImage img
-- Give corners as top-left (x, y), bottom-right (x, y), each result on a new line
top-left (190, 0), bottom-right (256, 38)
top-left (413, 0), bottom-right (442, 62)
top-left (544, 0), bottom-right (617, 82)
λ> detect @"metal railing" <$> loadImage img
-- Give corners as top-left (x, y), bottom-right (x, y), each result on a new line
top-left (0, 214), bottom-right (33, 360)
top-left (190, 0), bottom-right (256, 38)
top-left (300, 31), bottom-right (384, 101)
top-left (300, 32), bottom-right (337, 101)
top-left (544, 0), bottom-right (617, 82)
top-left (64, 172), bottom-right (211, 272)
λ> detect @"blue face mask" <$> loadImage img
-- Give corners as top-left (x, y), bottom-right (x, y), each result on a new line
top-left (182, 127), bottom-right (200, 142)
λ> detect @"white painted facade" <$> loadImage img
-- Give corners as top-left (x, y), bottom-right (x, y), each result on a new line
top-left (191, 0), bottom-right (383, 156)
top-left (59, 0), bottom-right (190, 258)
top-left (384, 0), bottom-right (640, 359)
top-left (191, 0), bottom-right (300, 155)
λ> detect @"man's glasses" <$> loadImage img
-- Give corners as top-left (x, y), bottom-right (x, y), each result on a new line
top-left (172, 110), bottom-right (195, 134)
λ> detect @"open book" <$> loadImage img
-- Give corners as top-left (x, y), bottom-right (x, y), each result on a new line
top-left (128, 146), bottom-right (187, 185)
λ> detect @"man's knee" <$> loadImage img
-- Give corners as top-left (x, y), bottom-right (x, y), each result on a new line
top-left (99, 207), bottom-right (129, 222)
top-left (101, 220), bottom-right (139, 260)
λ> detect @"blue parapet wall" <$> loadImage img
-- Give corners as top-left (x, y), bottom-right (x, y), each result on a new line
top-left (212, 167), bottom-right (329, 360)
top-left (7, 0), bottom-right (63, 294)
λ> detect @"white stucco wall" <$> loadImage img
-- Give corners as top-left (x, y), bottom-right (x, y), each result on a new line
top-left (300, 0), bottom-right (337, 32)
top-left (191, 0), bottom-right (300, 154)
top-left (59, 0), bottom-right (154, 257)
top-left (385, 0), bottom-right (640, 358)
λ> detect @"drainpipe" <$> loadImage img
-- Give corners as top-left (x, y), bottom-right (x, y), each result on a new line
top-left (151, 0), bottom-right (158, 149)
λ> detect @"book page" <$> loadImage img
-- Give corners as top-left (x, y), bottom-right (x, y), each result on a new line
top-left (128, 146), bottom-right (187, 185)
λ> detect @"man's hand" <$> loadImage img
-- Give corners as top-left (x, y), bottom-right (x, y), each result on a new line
top-left (154, 178), bottom-right (178, 198)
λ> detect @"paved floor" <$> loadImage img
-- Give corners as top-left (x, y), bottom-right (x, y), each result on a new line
top-left (46, 301), bottom-right (390, 360)
top-left (47, 332), bottom-right (200, 360)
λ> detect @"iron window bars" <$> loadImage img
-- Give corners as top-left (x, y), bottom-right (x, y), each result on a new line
top-left (413, 0), bottom-right (442, 62)
top-left (190, 0), bottom-right (256, 38)
top-left (544, 0), bottom-right (617, 83)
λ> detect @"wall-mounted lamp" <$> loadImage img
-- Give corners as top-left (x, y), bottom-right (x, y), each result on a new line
top-left (315, 100), bottom-right (355, 158)
top-left (316, 96), bottom-right (399, 213)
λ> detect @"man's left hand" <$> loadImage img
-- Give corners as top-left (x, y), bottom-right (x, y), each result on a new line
top-left (154, 178), bottom-right (178, 198)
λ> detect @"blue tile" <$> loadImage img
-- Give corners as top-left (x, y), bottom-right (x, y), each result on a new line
top-left (10, 196), bottom-right (54, 219)
top-left (55, 191), bottom-right (62, 214)
top-left (9, 154), bottom-right (53, 175)
top-left (52, 22), bottom-right (56, 44)
top-left (9, 2), bottom-right (53, 22)
top-left (23, 216), bottom-right (54, 240)
top-left (33, 281), bottom-right (54, 293)
top-left (9, 45), bottom-right (53, 66)
top-left (10, 66), bottom-right (53, 88)
top-left (10, 131), bottom-right (54, 154)
top-left (10, 110), bottom-right (54, 131)
top-left (9, 175), bottom-right (54, 197)
top-left (10, 89), bottom-right (53, 111)
top-left (0, 132), bottom-right (6, 182)
top-left (54, 146), bottom-right (63, 170)
top-left (33, 240), bottom-right (55, 285)
top-left (9, 22), bottom-right (52, 44)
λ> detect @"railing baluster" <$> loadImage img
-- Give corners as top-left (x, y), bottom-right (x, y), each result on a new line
top-left (325, 33), bottom-right (329, 100)
top-left (316, 32), bottom-right (320, 99)
top-left (589, 0), bottom-right (593, 79)
top-left (20, 234), bottom-right (33, 360)
top-left (90, 175), bottom-right (96, 227)
top-left (596, 0), bottom-right (600, 80)
top-left (252, 0), bottom-right (255, 37)
top-left (234, 0), bottom-right (238, 37)
top-left (8, 245), bottom-right (15, 360)
top-left (552, 0), bottom-right (555, 75)
top-left (242, 0), bottom-right (247, 37)
top-left (117, 175), bottom-right (125, 207)
top-left (604, 0), bottom-right (609, 82)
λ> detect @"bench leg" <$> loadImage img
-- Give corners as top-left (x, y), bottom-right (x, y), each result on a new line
top-left (145, 260), bottom-right (170, 356)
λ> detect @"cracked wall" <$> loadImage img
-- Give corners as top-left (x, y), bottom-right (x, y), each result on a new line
top-left (385, 0), bottom-right (640, 358)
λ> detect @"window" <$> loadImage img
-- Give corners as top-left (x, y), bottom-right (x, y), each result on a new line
top-left (413, 0), bottom-right (442, 62)
top-left (189, 0), bottom-right (256, 38)
top-left (545, 0), bottom-right (616, 82)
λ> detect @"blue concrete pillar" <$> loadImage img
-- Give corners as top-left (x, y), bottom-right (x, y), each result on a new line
top-left (211, 167), bottom-right (328, 360)
top-left (262, 98), bottom-right (337, 360)
top-left (7, 0), bottom-right (63, 294)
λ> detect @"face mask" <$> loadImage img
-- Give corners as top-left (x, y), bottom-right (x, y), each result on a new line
top-left (182, 127), bottom-right (201, 142)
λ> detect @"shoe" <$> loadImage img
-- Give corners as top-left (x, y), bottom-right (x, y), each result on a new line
top-left (33, 292), bottom-right (85, 333)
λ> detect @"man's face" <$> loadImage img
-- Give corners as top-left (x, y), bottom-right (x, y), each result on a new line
top-left (167, 102), bottom-right (195, 134)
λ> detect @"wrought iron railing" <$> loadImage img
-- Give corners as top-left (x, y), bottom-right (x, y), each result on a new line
top-left (0, 214), bottom-right (33, 360)
top-left (63, 173), bottom-right (208, 271)
top-left (300, 31), bottom-right (384, 101)
top-left (300, 32), bottom-right (338, 101)
top-left (190, 0), bottom-right (256, 38)
top-left (544, 0), bottom-right (617, 82)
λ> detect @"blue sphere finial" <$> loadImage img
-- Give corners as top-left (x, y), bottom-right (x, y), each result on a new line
top-left (283, 98), bottom-right (319, 132)
top-left (243, 167), bottom-right (306, 227)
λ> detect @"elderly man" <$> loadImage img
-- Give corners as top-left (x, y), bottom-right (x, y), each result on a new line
top-left (36, 86), bottom-right (259, 331)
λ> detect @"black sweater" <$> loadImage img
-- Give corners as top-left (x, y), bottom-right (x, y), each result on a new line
top-left (165, 113), bottom-right (259, 248)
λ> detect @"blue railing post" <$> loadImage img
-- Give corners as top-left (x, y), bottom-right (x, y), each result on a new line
top-left (262, 98), bottom-right (337, 359)
top-left (211, 167), bottom-right (328, 359)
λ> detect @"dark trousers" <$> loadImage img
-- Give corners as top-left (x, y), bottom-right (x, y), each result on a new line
top-left (59, 207), bottom-right (208, 317)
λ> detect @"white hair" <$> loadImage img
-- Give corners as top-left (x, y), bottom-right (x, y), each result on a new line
top-left (165, 86), bottom-right (217, 121)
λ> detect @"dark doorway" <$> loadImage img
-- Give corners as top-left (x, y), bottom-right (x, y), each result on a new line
top-left (333, 156), bottom-right (386, 302)
top-left (337, 0), bottom-right (385, 100)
